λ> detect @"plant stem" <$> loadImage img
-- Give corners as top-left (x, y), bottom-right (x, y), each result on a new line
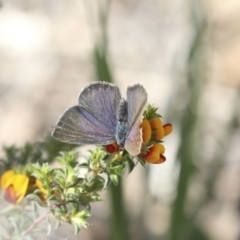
top-left (168, 1), bottom-right (206, 239)
top-left (21, 210), bottom-right (50, 239)
top-left (109, 181), bottom-right (129, 240)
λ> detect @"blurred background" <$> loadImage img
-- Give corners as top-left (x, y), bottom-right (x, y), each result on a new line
top-left (0, 0), bottom-right (240, 239)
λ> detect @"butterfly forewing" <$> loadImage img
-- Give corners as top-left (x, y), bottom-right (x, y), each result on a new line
top-left (78, 82), bottom-right (121, 130)
top-left (52, 82), bottom-right (122, 145)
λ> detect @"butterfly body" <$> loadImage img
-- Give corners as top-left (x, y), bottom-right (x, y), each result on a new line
top-left (115, 98), bottom-right (128, 147)
top-left (52, 82), bottom-right (147, 156)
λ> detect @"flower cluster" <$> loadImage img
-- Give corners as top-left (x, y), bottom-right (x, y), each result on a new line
top-left (139, 105), bottom-right (172, 164)
top-left (106, 105), bottom-right (172, 164)
top-left (0, 169), bottom-right (45, 204)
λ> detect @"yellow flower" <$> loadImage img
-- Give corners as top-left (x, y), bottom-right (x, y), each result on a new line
top-left (1, 170), bottom-right (29, 204)
top-left (1, 169), bottom-right (49, 204)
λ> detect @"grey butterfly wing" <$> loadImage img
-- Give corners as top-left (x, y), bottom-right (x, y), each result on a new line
top-left (52, 106), bottom-right (116, 145)
top-left (52, 82), bottom-right (121, 145)
top-left (124, 84), bottom-right (147, 156)
top-left (126, 84), bottom-right (147, 129)
top-left (78, 82), bottom-right (121, 129)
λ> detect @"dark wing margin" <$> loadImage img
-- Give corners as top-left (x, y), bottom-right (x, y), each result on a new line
top-left (78, 82), bottom-right (121, 130)
top-left (126, 84), bottom-right (147, 129)
top-left (52, 105), bottom-right (116, 145)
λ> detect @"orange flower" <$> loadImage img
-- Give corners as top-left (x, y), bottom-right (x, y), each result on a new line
top-left (140, 117), bottom-right (172, 164)
top-left (1, 170), bottom-right (29, 204)
top-left (35, 179), bottom-right (48, 201)
top-left (140, 119), bottom-right (151, 143)
top-left (141, 144), bottom-right (166, 164)
top-left (150, 118), bottom-right (165, 140)
top-left (163, 123), bottom-right (172, 136)
top-left (150, 118), bottom-right (172, 140)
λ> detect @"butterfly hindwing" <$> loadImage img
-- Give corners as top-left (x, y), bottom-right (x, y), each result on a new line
top-left (124, 117), bottom-right (143, 156)
top-left (126, 84), bottom-right (147, 129)
top-left (124, 84), bottom-right (147, 156)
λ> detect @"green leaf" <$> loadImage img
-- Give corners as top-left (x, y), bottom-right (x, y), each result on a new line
top-left (19, 212), bottom-right (33, 230)
top-left (109, 174), bottom-right (119, 186)
top-left (8, 217), bottom-right (20, 234)
top-left (103, 173), bottom-right (110, 189)
top-left (137, 156), bottom-right (146, 167)
top-left (126, 156), bottom-right (135, 174)
top-left (78, 162), bottom-right (89, 168)
top-left (46, 217), bottom-right (52, 236)
top-left (71, 209), bottom-right (90, 234)
top-left (57, 151), bottom-right (78, 167)
top-left (143, 104), bottom-right (161, 120)
top-left (31, 201), bottom-right (40, 219)
top-left (87, 193), bottom-right (102, 202)
top-left (54, 219), bottom-right (61, 230)
top-left (84, 175), bottom-right (105, 191)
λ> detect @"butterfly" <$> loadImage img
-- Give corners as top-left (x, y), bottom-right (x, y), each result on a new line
top-left (51, 82), bottom-right (147, 156)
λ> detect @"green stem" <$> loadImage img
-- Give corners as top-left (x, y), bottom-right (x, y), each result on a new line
top-left (21, 210), bottom-right (50, 239)
top-left (109, 181), bottom-right (129, 240)
top-left (168, 1), bottom-right (206, 240)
